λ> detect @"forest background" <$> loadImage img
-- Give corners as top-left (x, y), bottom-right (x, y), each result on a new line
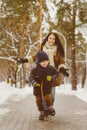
top-left (0, 0), bottom-right (87, 90)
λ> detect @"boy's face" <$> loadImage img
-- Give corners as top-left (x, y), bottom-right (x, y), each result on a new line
top-left (39, 60), bottom-right (49, 68)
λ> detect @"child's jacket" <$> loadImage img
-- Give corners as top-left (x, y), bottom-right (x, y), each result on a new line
top-left (29, 64), bottom-right (59, 96)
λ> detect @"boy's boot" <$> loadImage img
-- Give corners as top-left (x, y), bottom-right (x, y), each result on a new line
top-left (39, 111), bottom-right (44, 120)
top-left (49, 106), bottom-right (55, 116)
top-left (44, 108), bottom-right (49, 116)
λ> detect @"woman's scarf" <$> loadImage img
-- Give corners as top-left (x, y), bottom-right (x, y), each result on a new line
top-left (43, 42), bottom-right (57, 66)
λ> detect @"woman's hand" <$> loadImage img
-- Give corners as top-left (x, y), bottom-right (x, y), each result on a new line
top-left (59, 68), bottom-right (69, 77)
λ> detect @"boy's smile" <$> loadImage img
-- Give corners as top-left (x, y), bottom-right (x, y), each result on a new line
top-left (39, 60), bottom-right (49, 68)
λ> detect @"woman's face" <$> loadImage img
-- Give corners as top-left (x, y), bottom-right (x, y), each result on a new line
top-left (47, 34), bottom-right (55, 46)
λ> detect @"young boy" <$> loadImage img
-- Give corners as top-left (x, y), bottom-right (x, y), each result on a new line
top-left (29, 51), bottom-right (59, 120)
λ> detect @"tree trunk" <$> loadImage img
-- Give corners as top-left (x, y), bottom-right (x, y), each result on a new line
top-left (20, 64), bottom-right (26, 88)
top-left (15, 13), bottom-right (27, 88)
top-left (82, 66), bottom-right (86, 88)
top-left (37, 0), bottom-right (42, 44)
top-left (71, 0), bottom-right (77, 90)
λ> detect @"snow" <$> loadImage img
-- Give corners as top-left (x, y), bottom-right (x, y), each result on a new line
top-left (45, 0), bottom-right (57, 24)
top-left (0, 82), bottom-right (87, 106)
top-left (56, 83), bottom-right (87, 103)
top-left (0, 82), bottom-right (32, 105)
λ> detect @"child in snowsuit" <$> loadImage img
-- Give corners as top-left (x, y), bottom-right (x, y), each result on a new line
top-left (29, 51), bottom-right (59, 120)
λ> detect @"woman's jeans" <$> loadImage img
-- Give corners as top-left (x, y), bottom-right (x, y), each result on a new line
top-left (43, 87), bottom-right (55, 108)
top-left (51, 87), bottom-right (55, 105)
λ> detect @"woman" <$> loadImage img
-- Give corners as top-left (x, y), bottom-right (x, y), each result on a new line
top-left (39, 32), bottom-right (69, 103)
top-left (41, 32), bottom-right (65, 69)
top-left (18, 32), bottom-right (69, 103)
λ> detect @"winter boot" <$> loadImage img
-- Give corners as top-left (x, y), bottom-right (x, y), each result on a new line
top-left (44, 108), bottom-right (49, 116)
top-left (39, 111), bottom-right (44, 120)
top-left (49, 106), bottom-right (55, 116)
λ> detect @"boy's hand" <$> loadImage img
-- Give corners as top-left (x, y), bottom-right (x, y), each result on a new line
top-left (35, 83), bottom-right (40, 87)
top-left (32, 81), bottom-right (40, 87)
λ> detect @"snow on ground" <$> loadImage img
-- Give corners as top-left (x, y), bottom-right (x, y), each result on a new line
top-left (0, 82), bottom-right (32, 105)
top-left (56, 83), bottom-right (87, 103)
top-left (0, 82), bottom-right (87, 106)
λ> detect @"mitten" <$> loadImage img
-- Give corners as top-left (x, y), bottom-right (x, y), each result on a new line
top-left (32, 81), bottom-right (40, 87)
top-left (59, 67), bottom-right (69, 77)
top-left (35, 83), bottom-right (40, 87)
top-left (17, 58), bottom-right (28, 64)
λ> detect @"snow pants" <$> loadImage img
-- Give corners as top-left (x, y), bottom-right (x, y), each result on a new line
top-left (35, 94), bottom-right (52, 111)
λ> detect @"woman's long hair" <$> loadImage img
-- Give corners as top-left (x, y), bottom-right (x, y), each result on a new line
top-left (41, 32), bottom-right (65, 57)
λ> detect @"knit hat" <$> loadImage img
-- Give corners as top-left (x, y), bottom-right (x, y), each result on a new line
top-left (36, 51), bottom-right (49, 63)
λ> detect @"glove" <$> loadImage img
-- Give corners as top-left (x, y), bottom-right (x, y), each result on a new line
top-left (32, 81), bottom-right (40, 87)
top-left (59, 67), bottom-right (69, 77)
top-left (17, 58), bottom-right (28, 64)
top-left (34, 83), bottom-right (40, 87)
top-left (46, 75), bottom-right (52, 81)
